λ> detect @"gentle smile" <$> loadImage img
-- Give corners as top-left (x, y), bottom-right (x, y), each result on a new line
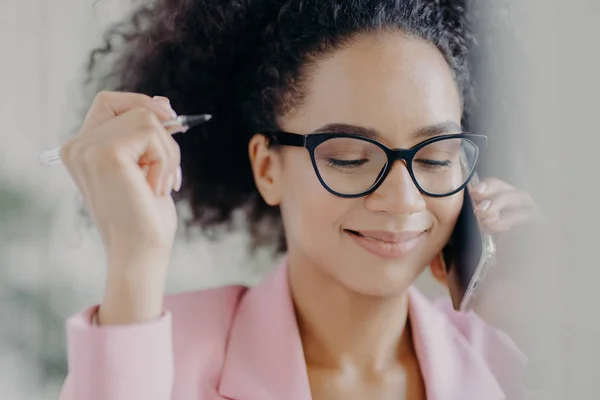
top-left (344, 229), bottom-right (428, 259)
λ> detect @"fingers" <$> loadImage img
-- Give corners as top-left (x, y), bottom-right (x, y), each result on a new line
top-left (62, 103), bottom-right (182, 198)
top-left (470, 178), bottom-right (539, 234)
top-left (116, 107), bottom-right (181, 196)
top-left (483, 210), bottom-right (537, 232)
top-left (154, 133), bottom-right (181, 196)
top-left (89, 94), bottom-right (181, 196)
top-left (475, 189), bottom-right (535, 221)
top-left (81, 91), bottom-right (177, 132)
top-left (470, 177), bottom-right (515, 200)
top-left (150, 96), bottom-right (178, 123)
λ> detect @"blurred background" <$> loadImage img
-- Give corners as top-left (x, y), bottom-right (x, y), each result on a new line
top-left (0, 0), bottom-right (597, 399)
top-left (0, 1), bottom-right (281, 398)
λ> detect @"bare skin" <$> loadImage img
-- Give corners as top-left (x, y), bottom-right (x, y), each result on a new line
top-left (306, 322), bottom-right (425, 400)
top-left (63, 31), bottom-right (537, 399)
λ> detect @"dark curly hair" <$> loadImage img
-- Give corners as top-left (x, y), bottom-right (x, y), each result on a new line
top-left (86, 0), bottom-right (476, 252)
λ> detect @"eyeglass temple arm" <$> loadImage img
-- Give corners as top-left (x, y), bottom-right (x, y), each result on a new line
top-left (267, 131), bottom-right (306, 147)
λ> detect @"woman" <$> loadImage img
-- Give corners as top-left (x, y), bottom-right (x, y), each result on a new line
top-left (59, 0), bottom-right (537, 399)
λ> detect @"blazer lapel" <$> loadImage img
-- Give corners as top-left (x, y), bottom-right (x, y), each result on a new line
top-left (218, 262), bottom-right (506, 400)
top-left (408, 287), bottom-right (506, 400)
top-left (218, 260), bottom-right (312, 400)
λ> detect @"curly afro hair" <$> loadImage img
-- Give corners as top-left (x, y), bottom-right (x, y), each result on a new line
top-left (86, 0), bottom-right (476, 253)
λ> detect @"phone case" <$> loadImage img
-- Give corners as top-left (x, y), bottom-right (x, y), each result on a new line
top-left (442, 147), bottom-right (497, 312)
top-left (455, 172), bottom-right (497, 311)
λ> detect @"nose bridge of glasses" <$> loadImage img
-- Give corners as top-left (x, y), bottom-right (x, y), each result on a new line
top-left (381, 149), bottom-right (420, 191)
top-left (390, 148), bottom-right (413, 164)
top-left (385, 154), bottom-right (414, 183)
top-left (377, 156), bottom-right (424, 205)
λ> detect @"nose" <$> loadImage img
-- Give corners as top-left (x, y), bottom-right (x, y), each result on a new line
top-left (365, 161), bottom-right (427, 215)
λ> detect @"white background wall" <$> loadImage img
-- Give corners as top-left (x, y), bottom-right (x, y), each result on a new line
top-left (0, 1), bottom-right (276, 398)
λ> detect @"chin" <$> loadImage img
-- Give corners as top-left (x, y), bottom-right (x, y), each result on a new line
top-left (332, 256), bottom-right (425, 298)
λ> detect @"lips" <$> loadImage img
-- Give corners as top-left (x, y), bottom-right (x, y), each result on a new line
top-left (344, 229), bottom-right (427, 259)
top-left (347, 230), bottom-right (425, 243)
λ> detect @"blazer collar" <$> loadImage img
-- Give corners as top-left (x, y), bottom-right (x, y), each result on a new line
top-left (218, 260), bottom-right (311, 400)
top-left (218, 260), bottom-right (505, 400)
top-left (407, 287), bottom-right (505, 400)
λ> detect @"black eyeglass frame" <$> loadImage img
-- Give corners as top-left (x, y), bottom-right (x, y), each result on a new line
top-left (265, 131), bottom-right (487, 199)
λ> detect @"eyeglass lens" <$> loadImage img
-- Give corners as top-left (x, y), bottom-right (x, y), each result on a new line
top-left (312, 137), bottom-right (478, 196)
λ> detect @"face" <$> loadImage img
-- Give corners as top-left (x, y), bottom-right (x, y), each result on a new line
top-left (250, 32), bottom-right (464, 296)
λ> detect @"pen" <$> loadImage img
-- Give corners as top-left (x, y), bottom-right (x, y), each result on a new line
top-left (39, 113), bottom-right (212, 166)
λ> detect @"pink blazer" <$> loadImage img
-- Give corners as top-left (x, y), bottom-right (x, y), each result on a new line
top-left (59, 260), bottom-right (528, 400)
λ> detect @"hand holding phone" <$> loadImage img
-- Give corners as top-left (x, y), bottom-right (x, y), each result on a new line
top-left (443, 170), bottom-right (539, 311)
top-left (443, 171), bottom-right (496, 311)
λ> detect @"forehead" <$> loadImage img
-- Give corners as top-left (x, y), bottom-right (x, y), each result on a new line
top-left (281, 32), bottom-right (463, 144)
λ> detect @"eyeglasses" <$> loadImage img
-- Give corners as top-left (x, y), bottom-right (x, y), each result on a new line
top-left (265, 131), bottom-right (487, 198)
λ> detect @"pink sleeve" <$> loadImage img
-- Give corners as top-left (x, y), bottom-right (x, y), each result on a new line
top-left (59, 305), bottom-right (174, 400)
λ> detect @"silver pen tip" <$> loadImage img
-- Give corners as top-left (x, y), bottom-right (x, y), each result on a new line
top-left (183, 114), bottom-right (212, 129)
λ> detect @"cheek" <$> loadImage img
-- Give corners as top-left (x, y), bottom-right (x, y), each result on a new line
top-left (278, 151), bottom-right (352, 247)
top-left (428, 192), bottom-right (463, 237)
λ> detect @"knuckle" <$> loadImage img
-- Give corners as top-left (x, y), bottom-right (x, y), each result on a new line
top-left (148, 134), bottom-right (169, 162)
top-left (94, 90), bottom-right (113, 104)
top-left (61, 136), bottom-right (130, 177)
top-left (133, 107), bottom-right (161, 130)
top-left (131, 106), bottom-right (152, 118)
top-left (104, 137), bottom-right (130, 159)
top-left (94, 145), bottom-right (128, 172)
top-left (131, 92), bottom-right (152, 102)
top-left (150, 130), bottom-right (168, 151)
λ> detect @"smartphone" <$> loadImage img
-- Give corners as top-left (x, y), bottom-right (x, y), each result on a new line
top-left (442, 167), bottom-right (497, 312)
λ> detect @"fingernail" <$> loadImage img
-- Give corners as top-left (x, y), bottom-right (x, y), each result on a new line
top-left (152, 96), bottom-right (177, 118)
top-left (174, 166), bottom-right (182, 192)
top-left (474, 182), bottom-right (487, 194)
top-left (476, 200), bottom-right (491, 212)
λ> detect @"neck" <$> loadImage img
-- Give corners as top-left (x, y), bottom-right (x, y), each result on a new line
top-left (288, 253), bottom-right (414, 373)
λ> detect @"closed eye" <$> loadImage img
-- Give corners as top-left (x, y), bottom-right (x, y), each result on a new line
top-left (327, 158), bottom-right (368, 168)
top-left (414, 159), bottom-right (451, 168)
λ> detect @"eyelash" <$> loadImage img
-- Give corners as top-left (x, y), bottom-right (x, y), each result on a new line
top-left (415, 159), bottom-right (451, 167)
top-left (326, 159), bottom-right (368, 168)
top-left (327, 158), bottom-right (452, 168)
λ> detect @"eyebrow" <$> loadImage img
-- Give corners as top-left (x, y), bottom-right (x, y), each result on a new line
top-left (312, 121), bottom-right (462, 140)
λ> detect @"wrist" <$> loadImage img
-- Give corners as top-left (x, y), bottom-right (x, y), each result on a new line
top-left (100, 261), bottom-right (168, 325)
top-left (106, 245), bottom-right (172, 273)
